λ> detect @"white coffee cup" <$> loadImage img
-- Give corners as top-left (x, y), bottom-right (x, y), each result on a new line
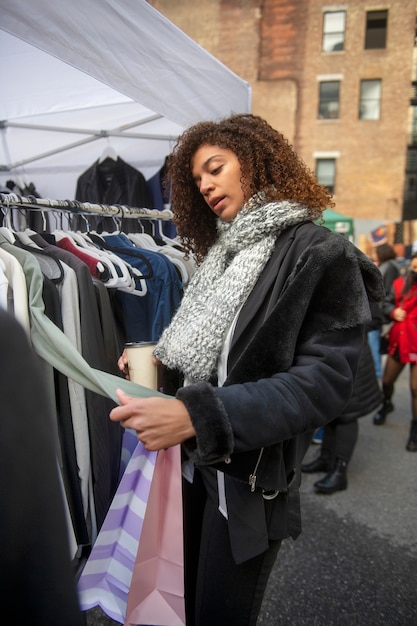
top-left (125, 341), bottom-right (159, 390)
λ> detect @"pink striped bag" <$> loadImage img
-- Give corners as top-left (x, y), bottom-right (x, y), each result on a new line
top-left (124, 444), bottom-right (185, 626)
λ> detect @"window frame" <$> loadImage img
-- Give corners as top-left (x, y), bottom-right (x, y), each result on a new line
top-left (365, 9), bottom-right (388, 50)
top-left (318, 80), bottom-right (341, 119)
top-left (359, 79), bottom-right (382, 120)
top-left (322, 10), bottom-right (346, 53)
top-left (315, 158), bottom-right (336, 193)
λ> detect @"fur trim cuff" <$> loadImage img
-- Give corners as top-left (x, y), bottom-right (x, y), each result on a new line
top-left (176, 381), bottom-right (234, 464)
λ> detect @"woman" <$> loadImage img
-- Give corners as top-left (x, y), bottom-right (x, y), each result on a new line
top-left (111, 114), bottom-right (383, 625)
top-left (372, 253), bottom-right (417, 452)
top-left (301, 340), bottom-right (382, 494)
top-left (367, 243), bottom-right (400, 379)
top-left (376, 243), bottom-right (401, 293)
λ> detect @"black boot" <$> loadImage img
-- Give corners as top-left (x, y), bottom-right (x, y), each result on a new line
top-left (314, 458), bottom-right (348, 494)
top-left (373, 398), bottom-right (394, 425)
top-left (406, 420), bottom-right (417, 452)
top-left (301, 448), bottom-right (333, 474)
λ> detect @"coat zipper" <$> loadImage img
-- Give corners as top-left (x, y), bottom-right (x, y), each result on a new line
top-left (248, 447), bottom-right (264, 492)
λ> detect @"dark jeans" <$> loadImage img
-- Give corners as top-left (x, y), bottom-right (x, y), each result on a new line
top-left (183, 468), bottom-right (281, 626)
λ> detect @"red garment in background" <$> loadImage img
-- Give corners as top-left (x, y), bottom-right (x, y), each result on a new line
top-left (388, 277), bottom-right (417, 363)
top-left (56, 236), bottom-right (102, 277)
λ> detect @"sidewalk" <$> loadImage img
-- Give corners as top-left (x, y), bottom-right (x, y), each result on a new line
top-left (259, 364), bottom-right (417, 625)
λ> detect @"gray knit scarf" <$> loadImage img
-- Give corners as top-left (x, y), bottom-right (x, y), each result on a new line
top-left (154, 196), bottom-right (313, 382)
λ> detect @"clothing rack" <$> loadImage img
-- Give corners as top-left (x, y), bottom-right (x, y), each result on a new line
top-left (0, 192), bottom-right (173, 221)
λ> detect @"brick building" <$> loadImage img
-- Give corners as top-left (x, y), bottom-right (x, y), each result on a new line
top-left (149, 0), bottom-right (417, 226)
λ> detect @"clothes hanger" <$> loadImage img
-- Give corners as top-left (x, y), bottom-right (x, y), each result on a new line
top-left (14, 235), bottom-right (65, 284)
top-left (128, 231), bottom-right (161, 251)
top-left (15, 230), bottom-right (42, 249)
top-left (0, 207), bottom-right (16, 242)
top-left (87, 232), bottom-right (149, 296)
top-left (74, 232), bottom-right (125, 288)
top-left (0, 226), bottom-right (16, 243)
top-left (98, 142), bottom-right (118, 164)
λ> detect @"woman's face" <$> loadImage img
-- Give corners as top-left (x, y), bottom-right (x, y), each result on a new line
top-left (191, 144), bottom-right (246, 222)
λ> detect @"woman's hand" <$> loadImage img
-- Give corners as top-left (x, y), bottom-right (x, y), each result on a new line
top-left (110, 389), bottom-right (196, 450)
top-left (117, 349), bottom-right (130, 379)
top-left (117, 351), bottom-right (163, 381)
top-left (393, 307), bottom-right (407, 322)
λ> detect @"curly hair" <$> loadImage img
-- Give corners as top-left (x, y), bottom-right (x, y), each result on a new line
top-left (164, 113), bottom-right (334, 262)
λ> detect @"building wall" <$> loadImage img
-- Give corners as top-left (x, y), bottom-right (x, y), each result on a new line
top-left (149, 0), bottom-right (417, 222)
top-left (150, 0), bottom-right (299, 142)
top-left (299, 0), bottom-right (415, 221)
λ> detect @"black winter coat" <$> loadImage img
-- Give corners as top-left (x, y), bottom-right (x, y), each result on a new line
top-left (334, 340), bottom-right (382, 423)
top-left (177, 222), bottom-right (384, 562)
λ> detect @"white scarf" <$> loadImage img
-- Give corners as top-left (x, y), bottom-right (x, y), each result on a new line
top-left (154, 197), bottom-right (312, 382)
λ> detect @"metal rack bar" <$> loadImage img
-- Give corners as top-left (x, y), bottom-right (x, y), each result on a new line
top-left (0, 193), bottom-right (173, 220)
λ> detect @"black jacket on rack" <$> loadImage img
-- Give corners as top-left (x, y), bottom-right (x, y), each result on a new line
top-left (75, 157), bottom-right (153, 233)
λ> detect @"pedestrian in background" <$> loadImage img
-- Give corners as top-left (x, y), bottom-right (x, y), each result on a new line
top-left (367, 243), bottom-right (400, 380)
top-left (302, 340), bottom-right (382, 493)
top-left (373, 253), bottom-right (417, 452)
top-left (376, 243), bottom-right (402, 291)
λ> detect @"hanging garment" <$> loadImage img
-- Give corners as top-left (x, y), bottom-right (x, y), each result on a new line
top-left (75, 157), bottom-right (153, 233)
top-left (0, 244), bottom-right (30, 334)
top-left (0, 232), bottom-right (166, 399)
top-left (127, 232), bottom-right (193, 287)
top-left (0, 256), bottom-right (8, 309)
top-left (15, 231), bottom-right (98, 544)
top-left (29, 233), bottom-right (125, 526)
top-left (94, 232), bottom-right (182, 342)
top-left (41, 272), bottom-right (90, 548)
top-left (146, 160), bottom-right (177, 239)
top-left (0, 309), bottom-right (84, 626)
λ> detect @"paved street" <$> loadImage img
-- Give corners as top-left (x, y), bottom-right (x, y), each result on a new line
top-left (86, 364), bottom-right (417, 626)
top-left (259, 363), bottom-right (417, 625)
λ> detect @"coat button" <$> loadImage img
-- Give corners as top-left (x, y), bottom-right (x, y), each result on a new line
top-left (224, 457), bottom-right (232, 464)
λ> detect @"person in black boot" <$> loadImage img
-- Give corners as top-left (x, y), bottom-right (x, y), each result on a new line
top-left (302, 340), bottom-right (382, 494)
top-left (373, 254), bottom-right (417, 451)
top-left (406, 420), bottom-right (417, 452)
top-left (302, 421), bottom-right (356, 495)
top-left (314, 458), bottom-right (348, 494)
top-left (373, 396), bottom-right (394, 425)
top-left (301, 447), bottom-right (333, 474)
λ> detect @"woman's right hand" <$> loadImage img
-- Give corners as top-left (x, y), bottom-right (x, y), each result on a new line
top-left (117, 349), bottom-right (130, 379)
top-left (393, 307), bottom-right (407, 322)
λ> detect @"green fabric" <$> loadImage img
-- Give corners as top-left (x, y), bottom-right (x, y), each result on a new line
top-left (0, 234), bottom-right (167, 403)
top-left (320, 208), bottom-right (354, 237)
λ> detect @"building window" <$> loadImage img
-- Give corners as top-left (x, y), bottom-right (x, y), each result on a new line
top-left (410, 105), bottom-right (417, 145)
top-left (322, 11), bottom-right (346, 52)
top-left (318, 81), bottom-right (340, 119)
top-left (359, 79), bottom-right (382, 119)
top-left (405, 173), bottom-right (417, 200)
top-left (403, 165), bottom-right (417, 220)
top-left (365, 10), bottom-right (388, 49)
top-left (316, 158), bottom-right (336, 193)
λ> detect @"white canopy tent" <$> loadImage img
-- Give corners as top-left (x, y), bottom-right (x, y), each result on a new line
top-left (0, 0), bottom-right (251, 201)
